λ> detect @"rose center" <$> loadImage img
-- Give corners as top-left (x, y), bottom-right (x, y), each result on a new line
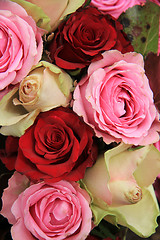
top-left (113, 87), bottom-right (132, 118)
top-left (50, 199), bottom-right (72, 224)
top-left (23, 80), bottom-right (38, 95)
top-left (45, 128), bottom-right (65, 150)
top-left (19, 75), bottom-right (41, 103)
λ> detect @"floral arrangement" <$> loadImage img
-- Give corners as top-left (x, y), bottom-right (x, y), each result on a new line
top-left (0, 0), bottom-right (160, 240)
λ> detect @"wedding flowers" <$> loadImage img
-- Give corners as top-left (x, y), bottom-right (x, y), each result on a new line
top-left (0, 0), bottom-right (43, 100)
top-left (73, 50), bottom-right (160, 145)
top-left (0, 0), bottom-right (160, 239)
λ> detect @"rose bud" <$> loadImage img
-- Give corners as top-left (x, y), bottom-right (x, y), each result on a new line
top-left (109, 180), bottom-right (142, 206)
top-left (82, 143), bottom-right (160, 238)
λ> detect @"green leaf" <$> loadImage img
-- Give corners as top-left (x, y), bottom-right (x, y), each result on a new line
top-left (127, 145), bottom-right (144, 151)
top-left (83, 0), bottom-right (91, 8)
top-left (119, 1), bottom-right (159, 56)
top-left (91, 219), bottom-right (119, 239)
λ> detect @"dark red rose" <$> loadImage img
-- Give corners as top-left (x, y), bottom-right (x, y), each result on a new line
top-left (0, 136), bottom-right (19, 170)
top-left (49, 6), bottom-right (133, 70)
top-left (11, 107), bottom-right (98, 182)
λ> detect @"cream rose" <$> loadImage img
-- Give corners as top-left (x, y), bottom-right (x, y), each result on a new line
top-left (0, 61), bottom-right (73, 137)
top-left (82, 143), bottom-right (160, 237)
top-left (13, 61), bottom-right (73, 112)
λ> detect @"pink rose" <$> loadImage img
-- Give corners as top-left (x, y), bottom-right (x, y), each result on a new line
top-left (1, 173), bottom-right (92, 240)
top-left (0, 0), bottom-right (43, 100)
top-left (90, 0), bottom-right (146, 18)
top-left (73, 50), bottom-right (160, 145)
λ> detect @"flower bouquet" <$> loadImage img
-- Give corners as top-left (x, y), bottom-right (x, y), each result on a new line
top-left (0, 0), bottom-right (160, 239)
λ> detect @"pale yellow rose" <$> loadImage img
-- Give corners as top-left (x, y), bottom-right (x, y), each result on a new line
top-left (0, 61), bottom-right (73, 137)
top-left (13, 61), bottom-right (73, 112)
top-left (81, 143), bottom-right (160, 238)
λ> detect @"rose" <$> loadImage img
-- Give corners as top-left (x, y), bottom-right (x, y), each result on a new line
top-left (1, 172), bottom-right (92, 240)
top-left (13, 61), bottom-right (73, 112)
top-left (25, 0), bottom-right (86, 31)
top-left (1, 107), bottom-right (98, 182)
top-left (90, 0), bottom-right (146, 18)
top-left (0, 0), bottom-right (43, 100)
top-left (49, 7), bottom-right (133, 70)
top-left (73, 50), bottom-right (160, 145)
top-left (0, 61), bottom-right (73, 137)
top-left (82, 143), bottom-right (160, 237)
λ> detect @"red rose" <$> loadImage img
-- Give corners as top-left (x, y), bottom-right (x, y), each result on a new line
top-left (49, 6), bottom-right (133, 70)
top-left (7, 107), bottom-right (98, 182)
